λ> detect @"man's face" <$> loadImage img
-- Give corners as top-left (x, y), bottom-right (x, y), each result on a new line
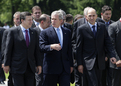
top-left (43, 17), bottom-right (50, 29)
top-left (101, 10), bottom-right (112, 22)
top-left (86, 9), bottom-right (97, 25)
top-left (32, 9), bottom-right (42, 21)
top-left (13, 14), bottom-right (20, 26)
top-left (22, 16), bottom-right (33, 29)
top-left (51, 14), bottom-right (62, 28)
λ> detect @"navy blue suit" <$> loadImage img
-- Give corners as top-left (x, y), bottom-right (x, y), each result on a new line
top-left (39, 26), bottom-right (73, 86)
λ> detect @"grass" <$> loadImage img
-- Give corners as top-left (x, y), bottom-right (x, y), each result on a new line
top-left (5, 73), bottom-right (75, 86)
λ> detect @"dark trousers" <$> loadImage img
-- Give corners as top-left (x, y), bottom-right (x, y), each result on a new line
top-left (8, 73), bottom-right (14, 86)
top-left (102, 60), bottom-right (113, 86)
top-left (112, 69), bottom-right (121, 86)
top-left (42, 71), bottom-right (70, 86)
top-left (0, 66), bottom-right (5, 82)
top-left (12, 65), bottom-right (35, 86)
top-left (84, 61), bottom-right (102, 86)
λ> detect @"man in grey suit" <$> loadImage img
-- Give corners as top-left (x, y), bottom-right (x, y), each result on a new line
top-left (3, 12), bottom-right (42, 86)
top-left (34, 14), bottom-right (50, 86)
top-left (108, 7), bottom-right (121, 86)
top-left (76, 8), bottom-right (116, 86)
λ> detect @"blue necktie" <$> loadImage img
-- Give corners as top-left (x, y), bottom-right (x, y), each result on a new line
top-left (25, 30), bottom-right (29, 47)
top-left (105, 22), bottom-right (109, 29)
top-left (92, 25), bottom-right (96, 37)
top-left (57, 28), bottom-right (61, 46)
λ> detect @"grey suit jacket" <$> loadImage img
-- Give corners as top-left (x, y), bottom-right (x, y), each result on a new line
top-left (4, 26), bottom-right (42, 74)
top-left (108, 20), bottom-right (121, 69)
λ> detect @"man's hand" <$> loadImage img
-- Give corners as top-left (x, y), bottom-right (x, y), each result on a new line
top-left (78, 65), bottom-right (83, 74)
top-left (116, 60), bottom-right (121, 67)
top-left (4, 66), bottom-right (10, 73)
top-left (36, 66), bottom-right (42, 74)
top-left (70, 67), bottom-right (73, 73)
top-left (110, 57), bottom-right (116, 64)
top-left (105, 57), bottom-right (108, 61)
top-left (50, 44), bottom-right (61, 51)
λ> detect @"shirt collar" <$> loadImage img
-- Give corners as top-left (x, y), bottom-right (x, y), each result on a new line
top-left (88, 22), bottom-right (97, 28)
top-left (20, 24), bottom-right (29, 32)
top-left (39, 25), bottom-right (44, 31)
top-left (33, 19), bottom-right (39, 26)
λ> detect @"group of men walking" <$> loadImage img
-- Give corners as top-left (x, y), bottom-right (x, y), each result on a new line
top-left (0, 5), bottom-right (121, 86)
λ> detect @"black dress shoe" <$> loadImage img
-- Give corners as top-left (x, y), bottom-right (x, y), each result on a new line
top-left (0, 81), bottom-right (5, 84)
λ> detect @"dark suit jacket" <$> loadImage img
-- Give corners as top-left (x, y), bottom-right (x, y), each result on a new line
top-left (63, 23), bottom-right (73, 33)
top-left (39, 26), bottom-right (73, 74)
top-left (0, 27), bottom-right (5, 71)
top-left (4, 26), bottom-right (42, 74)
top-left (108, 20), bottom-right (121, 69)
top-left (31, 21), bottom-right (36, 28)
top-left (76, 22), bottom-right (115, 70)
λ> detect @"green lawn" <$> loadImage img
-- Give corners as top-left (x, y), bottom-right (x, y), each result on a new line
top-left (5, 73), bottom-right (75, 86)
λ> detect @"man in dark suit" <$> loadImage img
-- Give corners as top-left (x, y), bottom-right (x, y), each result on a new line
top-left (31, 5), bottom-right (42, 28)
top-left (108, 7), bottom-right (121, 86)
top-left (0, 27), bottom-right (5, 84)
top-left (100, 5), bottom-right (114, 86)
top-left (3, 12), bottom-right (42, 86)
top-left (76, 8), bottom-right (116, 86)
top-left (39, 10), bottom-right (73, 86)
top-left (1, 11), bottom-right (21, 86)
top-left (34, 14), bottom-right (50, 86)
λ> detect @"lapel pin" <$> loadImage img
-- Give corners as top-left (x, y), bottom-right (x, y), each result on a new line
top-left (32, 32), bottom-right (33, 34)
top-left (65, 33), bottom-right (66, 34)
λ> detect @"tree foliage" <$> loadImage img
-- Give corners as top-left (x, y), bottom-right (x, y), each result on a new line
top-left (0, 0), bottom-right (121, 26)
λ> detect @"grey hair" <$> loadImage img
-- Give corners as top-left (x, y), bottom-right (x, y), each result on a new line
top-left (58, 9), bottom-right (66, 19)
top-left (83, 7), bottom-right (91, 16)
top-left (51, 10), bottom-right (63, 20)
top-left (13, 11), bottom-right (21, 18)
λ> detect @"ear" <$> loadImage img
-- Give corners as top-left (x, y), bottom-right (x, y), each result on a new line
top-left (101, 13), bottom-right (103, 15)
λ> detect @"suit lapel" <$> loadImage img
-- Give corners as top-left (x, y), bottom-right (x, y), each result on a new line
top-left (96, 23), bottom-right (101, 38)
top-left (86, 24), bottom-right (95, 38)
top-left (50, 27), bottom-right (60, 43)
top-left (18, 26), bottom-right (26, 47)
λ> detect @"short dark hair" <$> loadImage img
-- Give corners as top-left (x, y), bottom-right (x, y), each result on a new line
top-left (66, 14), bottom-right (73, 23)
top-left (101, 5), bottom-right (112, 13)
top-left (32, 6), bottom-right (41, 13)
top-left (20, 12), bottom-right (31, 21)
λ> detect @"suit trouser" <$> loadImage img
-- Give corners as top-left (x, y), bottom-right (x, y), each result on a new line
top-left (0, 66), bottom-right (5, 82)
top-left (42, 70), bottom-right (70, 86)
top-left (84, 62), bottom-right (102, 86)
top-left (12, 64), bottom-right (35, 86)
top-left (112, 68), bottom-right (121, 86)
top-left (8, 73), bottom-right (14, 86)
top-left (102, 60), bottom-right (113, 86)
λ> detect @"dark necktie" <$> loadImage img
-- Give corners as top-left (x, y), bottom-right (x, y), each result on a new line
top-left (57, 28), bottom-right (62, 46)
top-left (92, 25), bottom-right (96, 37)
top-left (25, 30), bottom-right (29, 47)
top-left (105, 22), bottom-right (109, 29)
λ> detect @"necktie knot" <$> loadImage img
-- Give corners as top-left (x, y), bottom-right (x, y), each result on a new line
top-left (92, 25), bottom-right (95, 29)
